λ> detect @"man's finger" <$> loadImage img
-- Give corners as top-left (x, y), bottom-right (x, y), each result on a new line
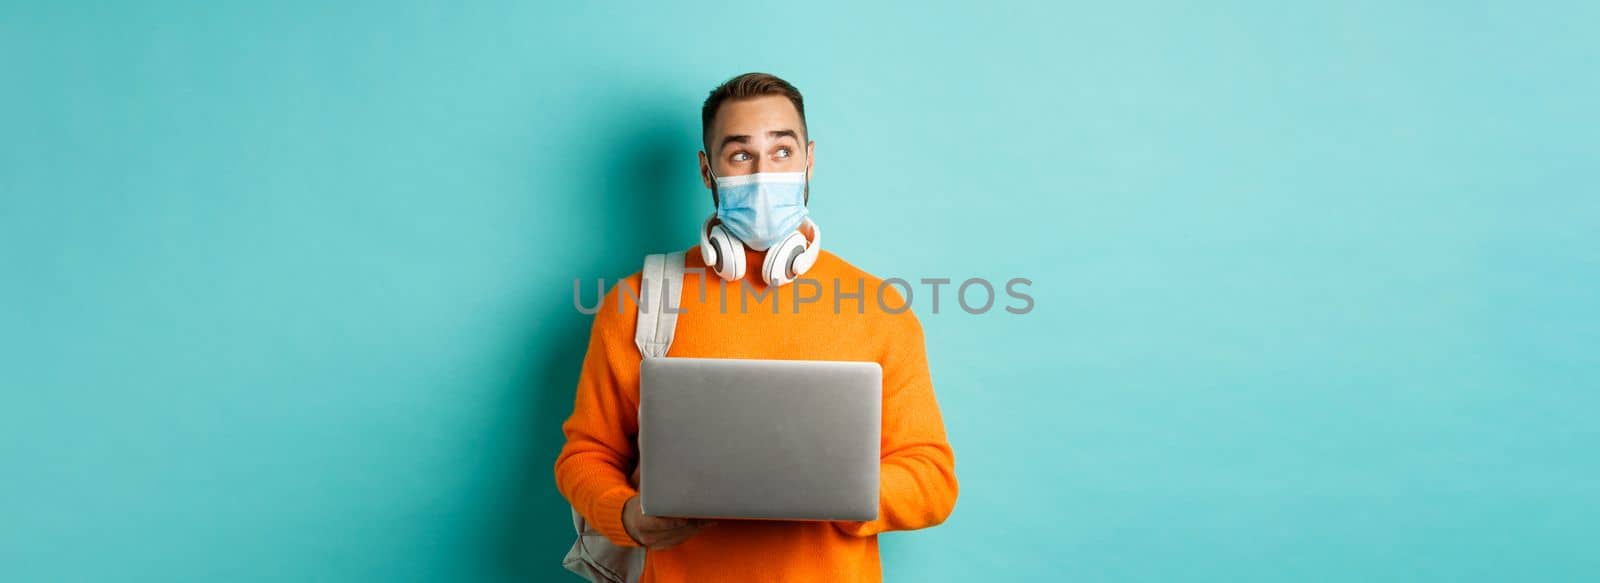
top-left (644, 520), bottom-right (699, 536)
top-left (646, 527), bottom-right (701, 550)
top-left (643, 516), bottom-right (691, 530)
top-left (642, 520), bottom-right (708, 546)
top-left (636, 518), bottom-right (688, 538)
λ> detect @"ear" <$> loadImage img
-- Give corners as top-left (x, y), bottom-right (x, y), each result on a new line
top-left (804, 141), bottom-right (816, 205)
top-left (805, 141), bottom-right (816, 178)
top-left (699, 150), bottom-right (718, 207)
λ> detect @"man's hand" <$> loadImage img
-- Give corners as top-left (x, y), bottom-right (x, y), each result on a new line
top-left (621, 495), bottom-right (710, 549)
top-left (622, 463), bottom-right (711, 549)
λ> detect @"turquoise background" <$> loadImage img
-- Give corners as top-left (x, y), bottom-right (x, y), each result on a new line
top-left (3, 1), bottom-right (1597, 581)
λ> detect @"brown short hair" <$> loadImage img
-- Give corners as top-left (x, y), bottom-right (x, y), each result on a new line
top-left (701, 72), bottom-right (807, 153)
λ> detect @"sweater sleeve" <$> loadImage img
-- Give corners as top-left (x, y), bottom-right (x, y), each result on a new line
top-left (836, 309), bottom-right (959, 536)
top-left (554, 278), bottom-right (645, 548)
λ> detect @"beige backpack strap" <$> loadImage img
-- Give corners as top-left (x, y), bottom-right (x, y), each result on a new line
top-left (634, 251), bottom-right (685, 359)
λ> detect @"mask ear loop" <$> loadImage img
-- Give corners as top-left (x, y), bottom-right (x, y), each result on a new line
top-left (797, 144), bottom-right (810, 205)
top-left (702, 151), bottom-right (720, 207)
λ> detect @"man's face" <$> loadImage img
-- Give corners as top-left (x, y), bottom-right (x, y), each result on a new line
top-left (700, 95), bottom-right (815, 202)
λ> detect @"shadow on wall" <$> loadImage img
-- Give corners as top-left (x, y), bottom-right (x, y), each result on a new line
top-left (486, 100), bottom-right (703, 581)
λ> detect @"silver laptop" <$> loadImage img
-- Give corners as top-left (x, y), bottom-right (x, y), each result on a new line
top-left (638, 357), bottom-right (881, 521)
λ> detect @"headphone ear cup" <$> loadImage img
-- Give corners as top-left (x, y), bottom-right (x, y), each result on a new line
top-left (762, 231), bottom-right (809, 287)
top-left (707, 224), bottom-right (746, 281)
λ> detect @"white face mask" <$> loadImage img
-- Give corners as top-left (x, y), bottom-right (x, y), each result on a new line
top-left (708, 158), bottom-right (809, 251)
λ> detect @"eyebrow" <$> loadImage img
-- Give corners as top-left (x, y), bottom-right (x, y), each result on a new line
top-left (718, 129), bottom-right (802, 152)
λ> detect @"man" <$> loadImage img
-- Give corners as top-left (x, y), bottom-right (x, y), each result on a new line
top-left (554, 72), bottom-right (958, 583)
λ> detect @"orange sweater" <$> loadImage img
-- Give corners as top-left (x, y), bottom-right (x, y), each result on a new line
top-left (555, 245), bottom-right (959, 583)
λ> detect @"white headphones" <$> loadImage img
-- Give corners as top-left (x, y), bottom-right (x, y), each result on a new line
top-left (699, 214), bottom-right (822, 287)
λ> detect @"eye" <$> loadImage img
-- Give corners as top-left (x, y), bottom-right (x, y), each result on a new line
top-left (731, 151), bottom-right (751, 162)
top-left (775, 147), bottom-right (791, 159)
